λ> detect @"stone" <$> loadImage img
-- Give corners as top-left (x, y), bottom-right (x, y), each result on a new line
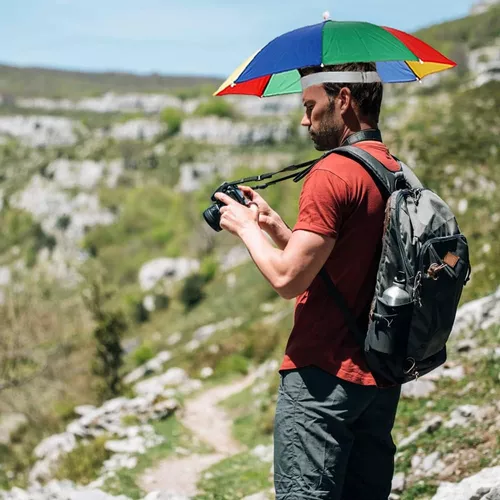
top-left (392, 472), bottom-right (405, 492)
top-left (0, 115), bottom-right (80, 147)
top-left (109, 119), bottom-right (164, 141)
top-left (46, 159), bottom-right (105, 190)
top-left (452, 287), bottom-right (500, 337)
top-left (0, 413), bottom-right (28, 445)
top-left (445, 405), bottom-right (482, 428)
top-left (251, 444), bottom-right (274, 463)
top-left (401, 379), bottom-right (437, 398)
top-left (398, 416), bottom-right (443, 448)
top-left (432, 467), bottom-right (500, 500)
top-left (134, 368), bottom-right (189, 396)
top-left (138, 258), bottom-right (200, 292)
top-left (180, 116), bottom-right (291, 146)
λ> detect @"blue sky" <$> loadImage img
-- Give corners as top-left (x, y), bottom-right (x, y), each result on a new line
top-left (0, 0), bottom-right (476, 77)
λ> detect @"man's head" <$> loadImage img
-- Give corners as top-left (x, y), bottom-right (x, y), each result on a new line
top-left (299, 62), bottom-right (383, 151)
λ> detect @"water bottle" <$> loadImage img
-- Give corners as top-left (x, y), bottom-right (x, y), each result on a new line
top-left (382, 272), bottom-right (411, 306)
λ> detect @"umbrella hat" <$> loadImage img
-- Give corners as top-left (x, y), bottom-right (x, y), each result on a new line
top-left (215, 20), bottom-right (456, 97)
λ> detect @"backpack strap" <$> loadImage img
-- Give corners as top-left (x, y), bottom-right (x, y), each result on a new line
top-left (318, 145), bottom-right (403, 353)
top-left (333, 146), bottom-right (405, 196)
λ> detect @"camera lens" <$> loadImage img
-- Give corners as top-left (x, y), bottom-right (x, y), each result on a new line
top-left (203, 204), bottom-right (223, 232)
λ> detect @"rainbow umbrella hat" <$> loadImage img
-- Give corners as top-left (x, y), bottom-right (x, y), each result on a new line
top-left (215, 18), bottom-right (456, 97)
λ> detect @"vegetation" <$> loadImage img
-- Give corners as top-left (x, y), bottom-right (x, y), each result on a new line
top-left (0, 64), bottom-right (221, 98)
top-left (194, 98), bottom-right (238, 119)
top-left (0, 6), bottom-right (499, 497)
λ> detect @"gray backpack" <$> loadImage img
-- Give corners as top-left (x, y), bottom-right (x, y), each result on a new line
top-left (320, 146), bottom-right (471, 385)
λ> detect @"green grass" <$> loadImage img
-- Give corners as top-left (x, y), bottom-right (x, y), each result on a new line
top-left (103, 416), bottom-right (212, 499)
top-left (195, 452), bottom-right (272, 500)
top-left (0, 64), bottom-right (221, 98)
top-left (55, 436), bottom-right (110, 485)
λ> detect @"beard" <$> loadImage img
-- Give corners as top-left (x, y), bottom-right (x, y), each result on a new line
top-left (309, 118), bottom-right (343, 151)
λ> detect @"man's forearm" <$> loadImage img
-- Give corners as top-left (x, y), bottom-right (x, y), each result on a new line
top-left (238, 224), bottom-right (290, 295)
top-left (264, 210), bottom-right (292, 250)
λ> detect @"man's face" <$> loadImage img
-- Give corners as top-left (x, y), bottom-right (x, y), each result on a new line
top-left (301, 84), bottom-right (342, 151)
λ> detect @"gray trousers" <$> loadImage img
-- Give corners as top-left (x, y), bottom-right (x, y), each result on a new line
top-left (274, 366), bottom-right (401, 500)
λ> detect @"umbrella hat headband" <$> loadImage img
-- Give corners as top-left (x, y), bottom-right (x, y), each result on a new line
top-left (300, 71), bottom-right (382, 90)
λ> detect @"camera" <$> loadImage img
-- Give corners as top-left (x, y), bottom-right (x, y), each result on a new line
top-left (203, 182), bottom-right (247, 232)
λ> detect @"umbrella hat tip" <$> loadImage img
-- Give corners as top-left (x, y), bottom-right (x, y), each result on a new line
top-left (322, 10), bottom-right (331, 20)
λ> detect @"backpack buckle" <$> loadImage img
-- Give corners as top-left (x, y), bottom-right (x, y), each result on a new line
top-left (427, 263), bottom-right (446, 280)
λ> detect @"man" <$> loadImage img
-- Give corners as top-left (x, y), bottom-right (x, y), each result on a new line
top-left (215, 62), bottom-right (401, 500)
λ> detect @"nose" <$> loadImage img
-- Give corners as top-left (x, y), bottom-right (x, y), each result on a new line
top-left (301, 112), bottom-right (311, 127)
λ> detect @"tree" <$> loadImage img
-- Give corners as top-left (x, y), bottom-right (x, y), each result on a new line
top-left (84, 278), bottom-right (127, 401)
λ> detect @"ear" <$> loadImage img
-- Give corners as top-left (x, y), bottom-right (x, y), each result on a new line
top-left (338, 87), bottom-right (353, 116)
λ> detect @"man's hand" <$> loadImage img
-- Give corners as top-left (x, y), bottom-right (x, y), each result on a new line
top-left (238, 186), bottom-right (292, 250)
top-left (215, 191), bottom-right (259, 236)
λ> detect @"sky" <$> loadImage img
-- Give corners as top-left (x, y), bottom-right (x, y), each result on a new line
top-left (0, 0), bottom-right (477, 78)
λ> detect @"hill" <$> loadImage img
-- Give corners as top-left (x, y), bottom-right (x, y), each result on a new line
top-left (0, 4), bottom-right (499, 500)
top-left (0, 64), bottom-right (222, 99)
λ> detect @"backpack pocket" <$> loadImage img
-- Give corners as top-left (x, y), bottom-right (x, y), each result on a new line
top-left (366, 298), bottom-right (413, 355)
top-left (408, 234), bottom-right (470, 360)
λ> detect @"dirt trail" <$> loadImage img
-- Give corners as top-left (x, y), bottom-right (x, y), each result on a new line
top-left (139, 371), bottom-right (259, 497)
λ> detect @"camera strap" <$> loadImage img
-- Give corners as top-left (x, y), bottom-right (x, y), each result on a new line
top-left (228, 129), bottom-right (383, 191)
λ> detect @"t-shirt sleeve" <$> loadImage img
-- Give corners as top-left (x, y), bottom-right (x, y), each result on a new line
top-left (293, 168), bottom-right (350, 239)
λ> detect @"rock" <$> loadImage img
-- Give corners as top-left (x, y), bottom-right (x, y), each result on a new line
top-left (176, 162), bottom-right (217, 192)
top-left (167, 332), bottom-right (182, 345)
top-left (138, 258), bottom-right (200, 292)
top-left (192, 318), bottom-right (243, 343)
top-left (134, 367), bottom-right (189, 396)
top-left (46, 159), bottom-right (105, 190)
top-left (432, 467), bottom-right (500, 500)
top-left (200, 367), bottom-right (214, 379)
top-left (219, 245), bottom-right (251, 271)
top-left (0, 413), bottom-right (28, 445)
top-left (0, 479), bottom-right (133, 499)
top-left (180, 116), bottom-right (291, 146)
top-left (0, 115), bottom-right (80, 147)
top-left (102, 454), bottom-right (138, 472)
top-left (444, 405), bottom-right (483, 428)
top-left (251, 444), bottom-right (274, 463)
top-left (241, 492), bottom-right (271, 500)
top-left (12, 175), bottom-right (116, 245)
top-left (426, 365), bottom-right (465, 381)
top-left (452, 287), bottom-right (500, 337)
top-left (74, 405), bottom-right (97, 417)
top-left (109, 119), bottom-right (164, 141)
top-left (142, 492), bottom-right (190, 500)
top-left (392, 472), bottom-right (406, 493)
top-left (0, 266), bottom-right (11, 287)
top-left (30, 433), bottom-right (77, 482)
top-left (401, 379), bottom-right (437, 398)
top-left (398, 416), bottom-right (443, 448)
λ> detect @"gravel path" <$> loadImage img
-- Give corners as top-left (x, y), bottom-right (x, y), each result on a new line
top-left (139, 371), bottom-right (259, 497)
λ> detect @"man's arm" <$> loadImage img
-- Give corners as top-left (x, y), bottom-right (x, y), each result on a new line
top-left (215, 191), bottom-right (335, 299)
top-left (238, 224), bottom-right (335, 299)
top-left (261, 210), bottom-right (292, 251)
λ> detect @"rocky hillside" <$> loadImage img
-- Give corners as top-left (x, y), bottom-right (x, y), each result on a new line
top-left (0, 3), bottom-right (499, 500)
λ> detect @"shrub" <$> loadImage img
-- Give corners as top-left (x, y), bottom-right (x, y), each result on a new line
top-left (215, 354), bottom-right (249, 378)
top-left (55, 436), bottom-right (110, 485)
top-left (133, 343), bottom-right (155, 366)
top-left (160, 107), bottom-right (184, 136)
top-left (194, 98), bottom-right (237, 119)
top-left (179, 273), bottom-right (206, 310)
top-left (200, 256), bottom-right (218, 283)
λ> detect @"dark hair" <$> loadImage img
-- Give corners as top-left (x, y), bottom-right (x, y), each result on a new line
top-left (299, 62), bottom-right (383, 124)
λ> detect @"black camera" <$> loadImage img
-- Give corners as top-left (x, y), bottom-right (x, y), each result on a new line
top-left (203, 182), bottom-right (247, 232)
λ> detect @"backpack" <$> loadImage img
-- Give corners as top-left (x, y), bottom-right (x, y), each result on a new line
top-left (319, 146), bottom-right (471, 385)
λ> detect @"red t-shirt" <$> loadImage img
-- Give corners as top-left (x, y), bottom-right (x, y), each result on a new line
top-left (280, 141), bottom-right (400, 386)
